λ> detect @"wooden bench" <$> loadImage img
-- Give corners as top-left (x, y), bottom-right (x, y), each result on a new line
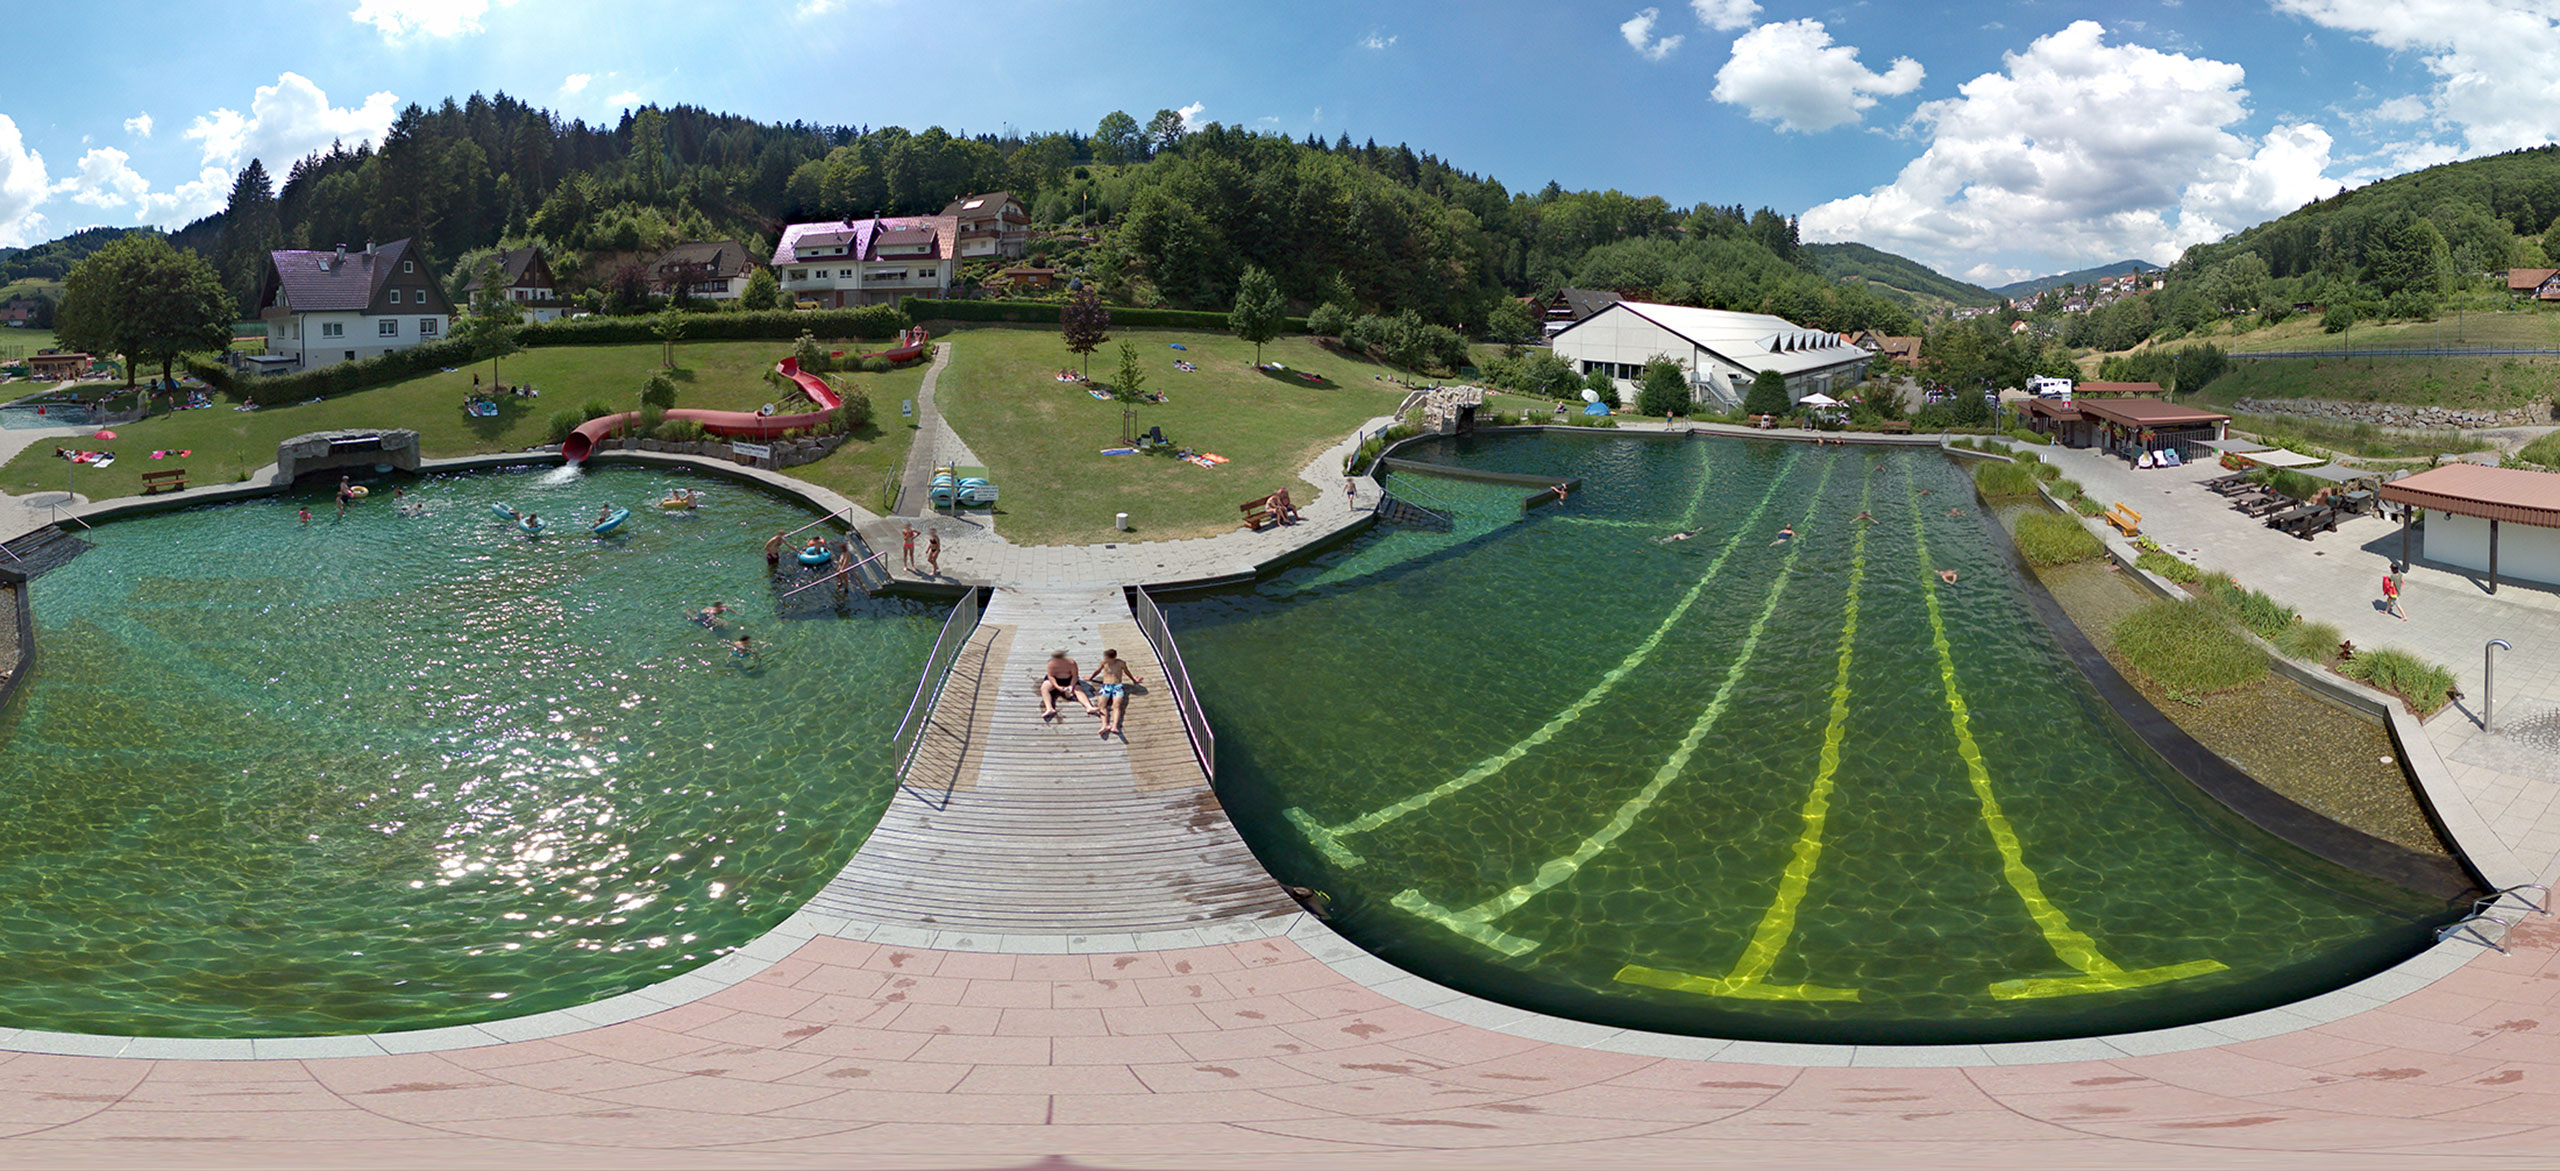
top-left (1240, 496), bottom-right (1276, 532)
top-left (140, 468), bottom-right (187, 495)
top-left (1751, 414), bottom-right (1776, 429)
top-left (2103, 501), bottom-right (2142, 537)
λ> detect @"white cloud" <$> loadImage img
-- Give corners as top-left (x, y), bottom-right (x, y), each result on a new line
top-left (797, 0), bottom-right (841, 15)
top-left (1177, 101), bottom-right (1207, 130)
top-left (348, 0), bottom-right (513, 40)
top-left (605, 90), bottom-right (642, 107)
top-left (2274, 0), bottom-right (2560, 157)
top-left (185, 72), bottom-right (399, 171)
top-left (1359, 30), bottom-right (1397, 49)
top-left (0, 115), bottom-right (52, 247)
top-left (52, 148), bottom-right (151, 210)
top-left (124, 112), bottom-right (153, 139)
top-left (1711, 19), bottom-right (1924, 133)
top-left (1690, 0), bottom-right (1760, 31)
top-left (139, 167), bottom-right (233, 226)
top-left (560, 73), bottom-right (591, 95)
top-left (1621, 8), bottom-right (1684, 61)
top-left (1798, 21), bottom-right (2343, 275)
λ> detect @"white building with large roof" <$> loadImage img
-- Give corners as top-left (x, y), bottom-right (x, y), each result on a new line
top-left (1549, 301), bottom-right (1872, 409)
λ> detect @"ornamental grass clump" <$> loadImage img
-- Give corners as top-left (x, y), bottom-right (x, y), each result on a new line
top-left (1972, 459), bottom-right (2040, 497)
top-left (2276, 618), bottom-right (2345, 662)
top-left (2112, 600), bottom-right (2268, 698)
top-left (2015, 511), bottom-right (2105, 565)
top-left (2135, 549), bottom-right (2203, 584)
top-left (2341, 648), bottom-right (2458, 716)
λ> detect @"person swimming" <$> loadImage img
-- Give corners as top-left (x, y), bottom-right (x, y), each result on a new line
top-left (1939, 569), bottom-right (1959, 584)
top-left (1663, 527), bottom-right (1701, 542)
top-left (1856, 510), bottom-right (1874, 524)
top-left (731, 631), bottom-right (755, 659)
top-left (1771, 525), bottom-right (1795, 545)
top-left (696, 601), bottom-right (729, 627)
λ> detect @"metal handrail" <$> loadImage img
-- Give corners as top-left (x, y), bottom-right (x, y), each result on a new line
top-left (891, 587), bottom-right (981, 778)
top-left (782, 550), bottom-right (884, 597)
top-left (1131, 586), bottom-right (1215, 782)
top-left (778, 506), bottom-right (859, 542)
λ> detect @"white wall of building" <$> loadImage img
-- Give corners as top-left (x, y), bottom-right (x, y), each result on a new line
top-left (2425, 511), bottom-right (2560, 586)
top-left (779, 261), bottom-right (952, 307)
top-left (1548, 314), bottom-right (1728, 405)
top-left (268, 310), bottom-right (451, 369)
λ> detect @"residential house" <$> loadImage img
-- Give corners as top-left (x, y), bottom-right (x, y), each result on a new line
top-left (461, 246), bottom-right (570, 323)
top-left (650, 241), bottom-right (758, 302)
top-left (773, 216), bottom-right (958, 308)
top-left (0, 298), bottom-right (38, 325)
top-left (2505, 268), bottom-right (2560, 300)
top-left (940, 192), bottom-right (1030, 260)
top-left (1538, 288), bottom-right (1625, 334)
top-left (255, 239), bottom-right (453, 372)
top-left (997, 266), bottom-right (1059, 291)
top-left (1846, 329), bottom-right (1921, 365)
top-left (1550, 301), bottom-right (1872, 409)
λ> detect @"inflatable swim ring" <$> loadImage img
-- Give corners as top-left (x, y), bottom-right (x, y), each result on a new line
top-left (658, 494), bottom-right (696, 510)
top-left (491, 503), bottom-right (519, 520)
top-left (591, 507), bottom-right (630, 536)
top-left (796, 544), bottom-right (834, 567)
top-left (346, 485), bottom-right (369, 499)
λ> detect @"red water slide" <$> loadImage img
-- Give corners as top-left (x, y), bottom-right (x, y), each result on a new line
top-left (560, 330), bottom-right (930, 463)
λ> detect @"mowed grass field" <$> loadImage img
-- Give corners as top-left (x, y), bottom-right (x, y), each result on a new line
top-left (932, 327), bottom-right (1412, 544)
top-left (0, 338), bottom-right (927, 501)
top-left (0, 328), bottom-right (61, 364)
top-left (2193, 353), bottom-right (2560, 412)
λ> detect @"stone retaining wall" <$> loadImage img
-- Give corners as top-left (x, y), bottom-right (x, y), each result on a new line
top-left (589, 432), bottom-right (851, 469)
top-left (2232, 396), bottom-right (2553, 430)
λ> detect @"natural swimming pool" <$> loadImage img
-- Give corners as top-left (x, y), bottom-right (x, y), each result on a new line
top-left (1170, 431), bottom-right (2458, 1045)
top-left (0, 465), bottom-right (934, 1037)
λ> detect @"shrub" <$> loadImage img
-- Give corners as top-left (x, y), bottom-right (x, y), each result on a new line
top-left (2112, 601), bottom-right (2268, 697)
top-left (1972, 460), bottom-right (2040, 497)
top-left (1306, 301), bottom-right (1349, 339)
top-left (2016, 511), bottom-right (2105, 565)
top-left (2051, 477), bottom-right (2084, 501)
top-left (2322, 303), bottom-right (2355, 333)
top-left (2008, 428), bottom-right (2053, 446)
top-left (1743, 370), bottom-right (1790, 417)
top-left (579, 398), bottom-right (617, 422)
top-left (653, 417), bottom-right (706, 442)
top-left (2204, 579), bottom-right (2297, 640)
top-left (635, 405), bottom-right (666, 437)
top-left (234, 335), bottom-right (482, 406)
top-left (835, 385), bottom-right (873, 431)
top-left (898, 296), bottom-right (1308, 333)
top-left (2515, 431), bottom-right (2560, 470)
top-left (519, 304), bottom-right (909, 347)
top-left (640, 372), bottom-right (677, 412)
top-left (546, 410), bottom-right (586, 444)
top-left (2135, 549), bottom-right (2203, 584)
top-left (2340, 648), bottom-right (2457, 716)
top-left (2275, 618), bottom-right (2344, 662)
top-left (2032, 461), bottom-right (2062, 482)
top-left (2071, 495), bottom-right (2104, 517)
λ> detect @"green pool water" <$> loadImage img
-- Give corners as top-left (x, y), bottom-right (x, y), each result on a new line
top-left (1170, 432), bottom-right (2456, 1045)
top-left (0, 465), bottom-right (936, 1038)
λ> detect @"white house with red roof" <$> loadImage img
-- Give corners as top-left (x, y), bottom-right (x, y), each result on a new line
top-left (773, 215), bottom-right (957, 308)
top-left (255, 239), bottom-right (453, 371)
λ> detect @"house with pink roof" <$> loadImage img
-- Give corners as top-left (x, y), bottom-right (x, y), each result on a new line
top-left (773, 215), bottom-right (958, 309)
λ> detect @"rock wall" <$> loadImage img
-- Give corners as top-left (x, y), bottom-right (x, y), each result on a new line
top-left (599, 433), bottom-right (851, 469)
top-left (2232, 397), bottom-right (2553, 430)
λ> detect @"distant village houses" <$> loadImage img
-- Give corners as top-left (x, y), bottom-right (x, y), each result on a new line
top-left (942, 192), bottom-right (1030, 260)
top-left (462, 246), bottom-right (570, 323)
top-left (773, 213), bottom-right (959, 308)
top-left (649, 240), bottom-right (758, 302)
top-left (254, 239), bottom-right (453, 373)
top-left (2504, 268), bottom-right (2560, 300)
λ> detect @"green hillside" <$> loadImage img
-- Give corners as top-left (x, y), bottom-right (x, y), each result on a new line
top-left (1990, 260), bottom-right (2152, 300)
top-left (1804, 242), bottom-right (1997, 311)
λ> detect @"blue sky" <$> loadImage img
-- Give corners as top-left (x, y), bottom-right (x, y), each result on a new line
top-left (3, 0), bottom-right (2554, 283)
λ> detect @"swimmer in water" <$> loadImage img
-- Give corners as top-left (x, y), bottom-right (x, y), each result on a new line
top-left (697, 601), bottom-right (729, 626)
top-left (731, 631), bottom-right (754, 658)
top-left (1856, 510), bottom-right (1875, 524)
top-left (1663, 527), bottom-right (1701, 542)
top-left (1771, 525), bottom-right (1795, 545)
top-left (1948, 507), bottom-right (1964, 517)
top-left (1939, 569), bottom-right (1959, 584)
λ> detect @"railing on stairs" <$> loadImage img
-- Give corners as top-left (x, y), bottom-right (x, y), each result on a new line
top-left (2436, 884), bottom-right (2551, 954)
top-left (1373, 492), bottom-right (1454, 531)
top-left (890, 586), bottom-right (982, 780)
top-left (1131, 586), bottom-right (1215, 783)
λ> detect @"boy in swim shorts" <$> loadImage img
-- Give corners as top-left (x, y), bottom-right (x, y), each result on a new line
top-left (1088, 648), bottom-right (1143, 739)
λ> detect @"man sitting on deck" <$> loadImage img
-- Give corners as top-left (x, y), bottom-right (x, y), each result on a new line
top-left (1040, 650), bottom-right (1100, 721)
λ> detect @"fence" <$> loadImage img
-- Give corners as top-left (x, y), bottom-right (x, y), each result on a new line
top-left (890, 586), bottom-right (982, 779)
top-left (1131, 586), bottom-right (1215, 782)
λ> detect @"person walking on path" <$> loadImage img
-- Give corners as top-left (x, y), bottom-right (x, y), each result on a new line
top-left (1344, 477), bottom-right (1358, 512)
top-left (1088, 648), bottom-right (1143, 739)
top-left (900, 523), bottom-right (918, 571)
top-left (2383, 562), bottom-right (2408, 620)
top-left (925, 530), bottom-right (942, 578)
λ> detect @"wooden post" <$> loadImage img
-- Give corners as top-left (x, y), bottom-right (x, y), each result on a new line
top-left (2489, 518), bottom-right (2500, 596)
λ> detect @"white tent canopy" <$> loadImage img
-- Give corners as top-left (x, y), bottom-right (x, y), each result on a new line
top-left (1798, 392), bottom-right (1842, 407)
top-left (2241, 449), bottom-right (2327, 468)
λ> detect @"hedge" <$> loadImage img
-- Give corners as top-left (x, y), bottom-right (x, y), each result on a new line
top-left (230, 336), bottom-right (487, 406)
top-left (901, 297), bottom-right (1310, 334)
top-left (516, 304), bottom-right (908, 347)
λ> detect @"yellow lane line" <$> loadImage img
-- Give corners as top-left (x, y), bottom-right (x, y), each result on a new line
top-left (1287, 449), bottom-right (1800, 868)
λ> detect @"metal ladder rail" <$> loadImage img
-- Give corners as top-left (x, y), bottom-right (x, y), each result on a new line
top-left (2435, 883), bottom-right (2550, 954)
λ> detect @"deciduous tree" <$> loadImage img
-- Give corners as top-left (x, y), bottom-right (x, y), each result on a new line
top-left (55, 233), bottom-right (234, 391)
top-left (1061, 286), bottom-right (1111, 374)
top-left (1113, 339), bottom-right (1146, 403)
top-left (1229, 264), bottom-right (1284, 365)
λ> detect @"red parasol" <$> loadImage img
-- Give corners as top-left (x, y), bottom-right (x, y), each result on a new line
top-left (93, 430), bottom-right (116, 440)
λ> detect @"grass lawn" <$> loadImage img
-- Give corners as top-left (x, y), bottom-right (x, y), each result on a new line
top-left (0, 328), bottom-right (60, 365)
top-left (933, 326), bottom-right (1412, 544)
top-left (2193, 353), bottom-right (2560, 412)
top-left (0, 338), bottom-right (926, 501)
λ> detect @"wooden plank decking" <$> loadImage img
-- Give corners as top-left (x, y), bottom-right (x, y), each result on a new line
top-left (812, 585), bottom-right (1297, 934)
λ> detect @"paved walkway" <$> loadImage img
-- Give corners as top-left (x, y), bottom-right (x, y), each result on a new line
top-left (889, 343), bottom-right (975, 521)
top-left (816, 585), bottom-right (1297, 935)
top-left (2044, 444), bottom-right (2560, 877)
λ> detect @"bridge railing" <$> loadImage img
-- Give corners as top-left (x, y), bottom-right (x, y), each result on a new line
top-left (1132, 586), bottom-right (1215, 782)
top-left (891, 586), bottom-right (982, 779)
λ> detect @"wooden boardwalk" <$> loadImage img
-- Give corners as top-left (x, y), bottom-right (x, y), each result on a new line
top-left (811, 585), bottom-right (1297, 934)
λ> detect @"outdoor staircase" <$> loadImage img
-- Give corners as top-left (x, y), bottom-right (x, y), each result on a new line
top-left (1374, 491), bottom-right (1455, 531)
top-left (0, 525), bottom-right (92, 580)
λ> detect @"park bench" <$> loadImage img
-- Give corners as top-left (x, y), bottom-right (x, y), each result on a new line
top-left (1240, 496), bottom-right (1276, 532)
top-left (140, 468), bottom-right (187, 495)
top-left (2103, 501), bottom-right (2142, 537)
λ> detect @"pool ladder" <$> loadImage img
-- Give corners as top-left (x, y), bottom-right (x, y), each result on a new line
top-left (2436, 884), bottom-right (2551, 954)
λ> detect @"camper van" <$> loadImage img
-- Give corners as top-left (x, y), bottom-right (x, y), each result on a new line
top-left (2027, 375), bottom-right (2074, 399)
